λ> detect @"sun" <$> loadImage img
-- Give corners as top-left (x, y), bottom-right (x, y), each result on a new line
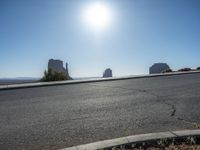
top-left (82, 2), bottom-right (112, 31)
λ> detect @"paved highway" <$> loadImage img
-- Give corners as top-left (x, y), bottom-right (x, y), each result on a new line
top-left (0, 73), bottom-right (200, 150)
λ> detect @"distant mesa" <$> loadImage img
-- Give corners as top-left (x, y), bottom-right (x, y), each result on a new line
top-left (149, 63), bottom-right (170, 74)
top-left (47, 59), bottom-right (72, 80)
top-left (103, 68), bottom-right (112, 78)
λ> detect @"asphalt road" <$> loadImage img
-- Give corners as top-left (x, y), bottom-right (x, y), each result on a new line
top-left (1, 73), bottom-right (200, 150)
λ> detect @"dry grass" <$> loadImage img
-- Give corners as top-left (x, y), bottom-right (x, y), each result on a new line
top-left (111, 136), bottom-right (200, 150)
top-left (132, 144), bottom-right (200, 150)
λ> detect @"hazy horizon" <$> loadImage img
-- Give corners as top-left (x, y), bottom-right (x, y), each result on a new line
top-left (1, 0), bottom-right (200, 78)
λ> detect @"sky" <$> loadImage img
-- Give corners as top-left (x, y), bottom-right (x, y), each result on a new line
top-left (0, 0), bottom-right (200, 78)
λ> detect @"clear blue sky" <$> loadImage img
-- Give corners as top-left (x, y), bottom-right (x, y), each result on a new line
top-left (1, 0), bottom-right (200, 78)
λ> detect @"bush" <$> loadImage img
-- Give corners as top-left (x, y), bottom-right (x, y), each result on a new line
top-left (41, 69), bottom-right (69, 82)
top-left (178, 68), bottom-right (192, 72)
top-left (162, 69), bottom-right (173, 73)
top-left (197, 67), bottom-right (200, 70)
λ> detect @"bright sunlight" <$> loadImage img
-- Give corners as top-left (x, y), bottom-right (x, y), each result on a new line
top-left (82, 2), bottom-right (113, 32)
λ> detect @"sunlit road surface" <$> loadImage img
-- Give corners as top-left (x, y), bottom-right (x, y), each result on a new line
top-left (1, 73), bottom-right (200, 150)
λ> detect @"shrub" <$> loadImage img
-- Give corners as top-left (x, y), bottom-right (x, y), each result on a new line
top-left (178, 68), bottom-right (192, 72)
top-left (41, 69), bottom-right (68, 82)
top-left (162, 69), bottom-right (173, 73)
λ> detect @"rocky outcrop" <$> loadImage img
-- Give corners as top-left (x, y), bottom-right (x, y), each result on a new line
top-left (103, 68), bottom-right (112, 78)
top-left (48, 59), bottom-right (72, 79)
top-left (149, 63), bottom-right (170, 74)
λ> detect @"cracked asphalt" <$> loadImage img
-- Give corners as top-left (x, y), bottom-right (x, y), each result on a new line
top-left (0, 73), bottom-right (200, 150)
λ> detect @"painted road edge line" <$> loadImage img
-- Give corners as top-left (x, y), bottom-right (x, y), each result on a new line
top-left (1, 70), bottom-right (200, 90)
top-left (60, 130), bottom-right (200, 150)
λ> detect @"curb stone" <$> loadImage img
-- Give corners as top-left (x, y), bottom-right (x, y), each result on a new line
top-left (60, 130), bottom-right (200, 150)
top-left (1, 71), bottom-right (200, 90)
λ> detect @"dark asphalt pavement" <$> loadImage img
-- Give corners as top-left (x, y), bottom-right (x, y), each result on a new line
top-left (0, 73), bottom-right (200, 150)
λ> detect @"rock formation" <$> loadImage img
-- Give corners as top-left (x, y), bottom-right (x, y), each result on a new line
top-left (149, 63), bottom-right (170, 74)
top-left (48, 59), bottom-right (72, 79)
top-left (103, 68), bottom-right (112, 78)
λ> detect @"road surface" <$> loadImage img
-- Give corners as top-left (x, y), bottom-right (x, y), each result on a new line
top-left (0, 73), bottom-right (200, 150)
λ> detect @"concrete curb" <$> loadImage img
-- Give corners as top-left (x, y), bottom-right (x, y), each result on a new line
top-left (60, 130), bottom-right (200, 150)
top-left (1, 71), bottom-right (200, 90)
